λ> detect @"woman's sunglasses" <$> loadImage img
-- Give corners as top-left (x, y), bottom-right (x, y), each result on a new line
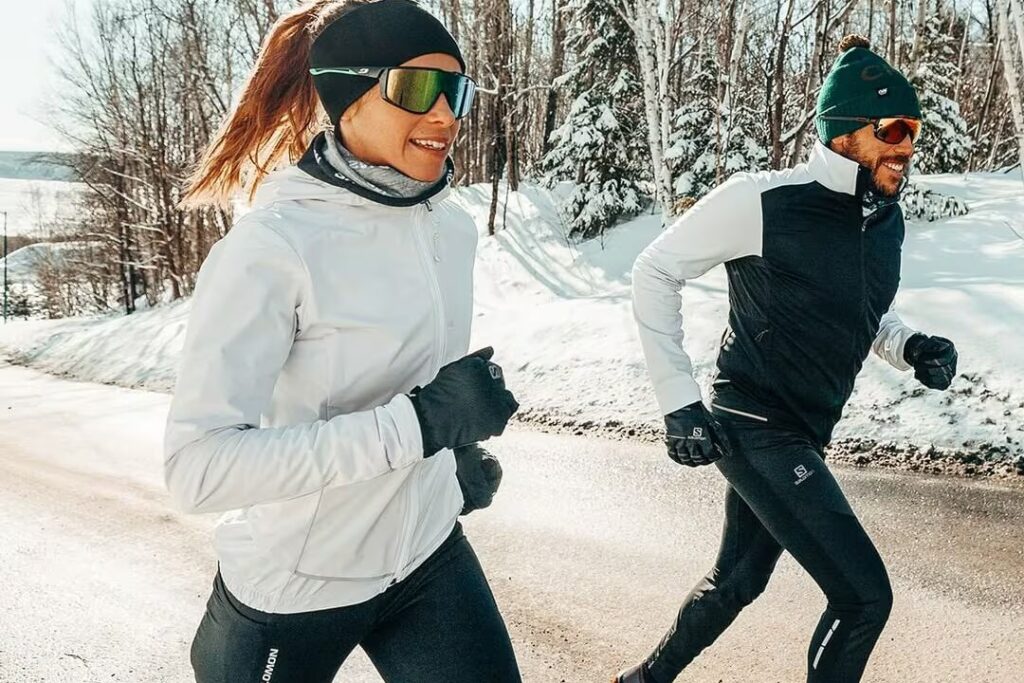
top-left (818, 115), bottom-right (922, 144)
top-left (309, 66), bottom-right (477, 119)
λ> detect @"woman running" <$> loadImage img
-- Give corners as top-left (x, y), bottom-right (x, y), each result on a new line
top-left (164, 1), bottom-right (521, 681)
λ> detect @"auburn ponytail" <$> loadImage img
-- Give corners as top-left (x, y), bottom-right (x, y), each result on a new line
top-left (180, 0), bottom-right (368, 208)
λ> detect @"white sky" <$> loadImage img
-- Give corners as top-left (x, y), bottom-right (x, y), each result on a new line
top-left (0, 0), bottom-right (85, 152)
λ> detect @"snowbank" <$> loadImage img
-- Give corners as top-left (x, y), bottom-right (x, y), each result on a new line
top-left (0, 177), bottom-right (84, 235)
top-left (1, 172), bottom-right (1022, 474)
top-left (0, 240), bottom-right (101, 285)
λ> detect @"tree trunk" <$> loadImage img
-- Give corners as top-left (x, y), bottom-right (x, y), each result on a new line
top-left (720, 0), bottom-right (750, 181)
top-left (970, 34), bottom-right (1002, 171)
top-left (542, 0), bottom-right (565, 156)
top-left (998, 0), bottom-right (1024, 185)
top-left (788, 0), bottom-right (827, 167)
top-left (770, 0), bottom-right (796, 169)
top-left (622, 3), bottom-right (675, 219)
top-left (909, 0), bottom-right (929, 71)
top-left (888, 0), bottom-right (898, 63)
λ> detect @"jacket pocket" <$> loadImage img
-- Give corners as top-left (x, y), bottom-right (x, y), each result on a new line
top-left (292, 470), bottom-right (410, 581)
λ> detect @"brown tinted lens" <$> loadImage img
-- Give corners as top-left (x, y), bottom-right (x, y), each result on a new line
top-left (876, 118), bottom-right (921, 144)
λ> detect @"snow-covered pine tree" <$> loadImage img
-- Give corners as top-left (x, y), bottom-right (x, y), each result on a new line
top-left (716, 94), bottom-right (767, 189)
top-left (665, 55), bottom-right (767, 205)
top-left (900, 182), bottom-right (970, 221)
top-left (7, 282), bottom-right (35, 320)
top-left (542, 0), bottom-right (648, 239)
top-left (665, 59), bottom-right (718, 202)
top-left (911, 9), bottom-right (973, 173)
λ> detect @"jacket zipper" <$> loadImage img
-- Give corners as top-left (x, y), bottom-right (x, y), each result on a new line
top-left (420, 199), bottom-right (447, 365)
top-left (424, 199), bottom-right (442, 263)
top-left (860, 208), bottom-right (871, 347)
top-left (390, 200), bottom-right (447, 586)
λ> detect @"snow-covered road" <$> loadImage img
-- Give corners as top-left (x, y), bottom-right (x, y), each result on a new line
top-left (2, 361), bottom-right (1022, 682)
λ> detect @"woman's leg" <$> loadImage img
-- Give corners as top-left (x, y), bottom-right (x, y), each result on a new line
top-left (714, 423), bottom-right (893, 683)
top-left (360, 526), bottom-right (522, 683)
top-left (189, 569), bottom-right (373, 683)
top-left (644, 482), bottom-right (785, 682)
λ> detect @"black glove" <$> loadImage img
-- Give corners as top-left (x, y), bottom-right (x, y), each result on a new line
top-left (903, 333), bottom-right (957, 390)
top-left (408, 347), bottom-right (519, 457)
top-left (454, 443), bottom-right (503, 515)
top-left (664, 401), bottom-right (729, 467)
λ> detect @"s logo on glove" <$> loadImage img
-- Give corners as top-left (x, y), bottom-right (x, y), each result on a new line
top-left (664, 402), bottom-right (730, 467)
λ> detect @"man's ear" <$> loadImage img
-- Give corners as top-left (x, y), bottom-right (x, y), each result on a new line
top-left (829, 136), bottom-right (847, 155)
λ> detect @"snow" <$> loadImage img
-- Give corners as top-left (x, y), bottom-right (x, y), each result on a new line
top-left (0, 177), bottom-right (85, 235)
top-left (0, 172), bottom-right (1021, 461)
top-left (4, 362), bottom-right (1023, 681)
top-left (0, 240), bottom-right (100, 285)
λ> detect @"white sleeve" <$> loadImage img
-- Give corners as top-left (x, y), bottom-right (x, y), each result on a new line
top-left (872, 305), bottom-right (918, 371)
top-left (631, 174), bottom-right (763, 415)
top-left (163, 219), bottom-right (423, 515)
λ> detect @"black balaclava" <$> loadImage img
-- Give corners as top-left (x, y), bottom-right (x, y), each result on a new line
top-left (309, 0), bottom-right (467, 127)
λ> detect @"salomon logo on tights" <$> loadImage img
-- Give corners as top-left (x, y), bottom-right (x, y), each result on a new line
top-left (793, 464), bottom-right (815, 486)
top-left (262, 648), bottom-right (279, 681)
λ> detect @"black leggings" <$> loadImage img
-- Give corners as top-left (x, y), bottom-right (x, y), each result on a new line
top-left (646, 416), bottom-right (893, 683)
top-left (190, 523), bottom-right (521, 683)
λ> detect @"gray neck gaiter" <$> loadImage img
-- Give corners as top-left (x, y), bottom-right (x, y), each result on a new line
top-left (322, 131), bottom-right (443, 199)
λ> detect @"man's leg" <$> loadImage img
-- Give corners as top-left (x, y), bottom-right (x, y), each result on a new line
top-left (715, 424), bottom-right (893, 683)
top-left (643, 482), bottom-right (785, 682)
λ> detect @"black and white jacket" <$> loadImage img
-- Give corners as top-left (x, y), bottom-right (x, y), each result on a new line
top-left (632, 141), bottom-right (919, 447)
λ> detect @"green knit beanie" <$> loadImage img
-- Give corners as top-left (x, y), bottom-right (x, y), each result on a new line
top-left (815, 35), bottom-right (922, 144)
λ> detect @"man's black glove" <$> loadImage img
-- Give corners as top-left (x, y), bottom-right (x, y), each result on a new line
top-left (903, 333), bottom-right (957, 390)
top-left (408, 347), bottom-right (519, 457)
top-left (454, 443), bottom-right (503, 515)
top-left (664, 401), bottom-right (729, 467)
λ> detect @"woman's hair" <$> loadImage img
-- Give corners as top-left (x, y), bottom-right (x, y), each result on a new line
top-left (180, 0), bottom-right (371, 209)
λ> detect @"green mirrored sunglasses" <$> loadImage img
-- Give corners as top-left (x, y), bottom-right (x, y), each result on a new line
top-left (309, 66), bottom-right (476, 119)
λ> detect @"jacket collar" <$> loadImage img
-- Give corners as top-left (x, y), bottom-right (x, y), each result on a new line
top-left (806, 140), bottom-right (906, 206)
top-left (294, 131), bottom-right (454, 208)
top-left (250, 157), bottom-right (452, 212)
top-left (807, 140), bottom-right (863, 197)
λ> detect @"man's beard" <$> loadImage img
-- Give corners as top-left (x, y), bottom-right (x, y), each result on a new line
top-left (845, 136), bottom-right (911, 197)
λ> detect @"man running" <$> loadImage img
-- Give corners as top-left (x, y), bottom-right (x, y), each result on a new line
top-left (618, 35), bottom-right (958, 683)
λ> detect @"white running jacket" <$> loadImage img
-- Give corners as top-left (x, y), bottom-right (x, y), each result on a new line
top-left (163, 164), bottom-right (474, 613)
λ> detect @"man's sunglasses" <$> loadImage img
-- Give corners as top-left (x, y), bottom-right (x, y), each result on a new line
top-left (818, 116), bottom-right (922, 144)
top-left (309, 66), bottom-right (477, 119)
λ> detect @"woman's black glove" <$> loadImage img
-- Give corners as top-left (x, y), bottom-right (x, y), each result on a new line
top-left (664, 401), bottom-right (730, 467)
top-left (454, 443), bottom-right (503, 515)
top-left (408, 347), bottom-right (519, 457)
top-left (903, 333), bottom-right (957, 390)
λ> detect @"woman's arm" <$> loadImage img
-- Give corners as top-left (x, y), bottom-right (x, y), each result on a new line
top-left (163, 218), bottom-right (423, 515)
top-left (631, 174), bottom-right (763, 415)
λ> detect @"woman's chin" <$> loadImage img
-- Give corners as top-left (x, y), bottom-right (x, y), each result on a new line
top-left (398, 159), bottom-right (446, 183)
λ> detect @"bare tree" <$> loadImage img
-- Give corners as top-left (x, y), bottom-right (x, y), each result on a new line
top-left (615, 0), bottom-right (693, 219)
top-left (998, 0), bottom-right (1024, 182)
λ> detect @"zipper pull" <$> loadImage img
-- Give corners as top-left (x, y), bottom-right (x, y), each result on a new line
top-left (424, 198), bottom-right (433, 212)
